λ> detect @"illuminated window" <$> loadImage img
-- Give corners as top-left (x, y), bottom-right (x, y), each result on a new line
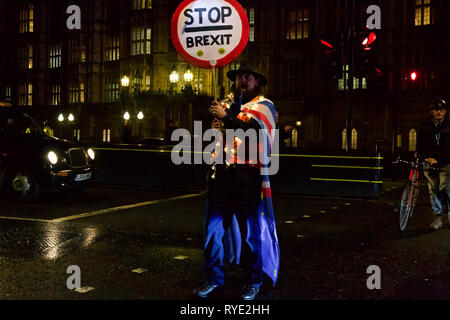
top-left (409, 129), bottom-right (417, 151)
top-left (5, 86), bottom-right (11, 101)
top-left (145, 75), bottom-right (151, 91)
top-left (342, 128), bottom-right (347, 150)
top-left (286, 9), bottom-right (309, 40)
top-left (131, 27), bottom-right (151, 55)
top-left (69, 84), bottom-right (85, 104)
top-left (415, 0), bottom-right (432, 26)
top-left (74, 129), bottom-right (81, 142)
top-left (19, 45), bottom-right (33, 69)
top-left (342, 128), bottom-right (357, 150)
top-left (351, 128), bottom-right (358, 150)
top-left (132, 0), bottom-right (152, 10)
top-left (19, 4), bottom-right (34, 33)
top-left (50, 85), bottom-right (60, 106)
top-left (244, 8), bottom-right (255, 42)
top-left (49, 44), bottom-right (62, 68)
top-left (18, 83), bottom-right (32, 106)
top-left (103, 129), bottom-right (111, 142)
top-left (105, 35), bottom-right (120, 61)
top-left (105, 78), bottom-right (119, 102)
top-left (338, 65), bottom-right (367, 91)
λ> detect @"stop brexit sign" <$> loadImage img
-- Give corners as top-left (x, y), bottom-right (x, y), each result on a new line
top-left (171, 0), bottom-right (249, 68)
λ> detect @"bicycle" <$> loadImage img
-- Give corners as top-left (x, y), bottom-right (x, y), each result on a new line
top-left (392, 157), bottom-right (437, 231)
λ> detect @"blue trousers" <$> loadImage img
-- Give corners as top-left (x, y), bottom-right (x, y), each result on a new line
top-left (423, 164), bottom-right (450, 215)
top-left (203, 199), bottom-right (263, 286)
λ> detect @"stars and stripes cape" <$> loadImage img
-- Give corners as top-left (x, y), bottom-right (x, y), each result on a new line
top-left (222, 96), bottom-right (280, 285)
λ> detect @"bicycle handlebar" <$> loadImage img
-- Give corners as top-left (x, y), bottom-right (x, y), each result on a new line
top-left (391, 157), bottom-right (438, 170)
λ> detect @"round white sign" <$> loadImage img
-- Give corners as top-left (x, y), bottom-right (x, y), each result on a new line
top-left (171, 0), bottom-right (249, 68)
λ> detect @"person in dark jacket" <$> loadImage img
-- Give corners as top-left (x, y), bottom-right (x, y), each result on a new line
top-left (417, 98), bottom-right (450, 229)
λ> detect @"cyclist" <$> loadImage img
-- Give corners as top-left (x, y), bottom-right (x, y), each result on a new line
top-left (417, 98), bottom-right (450, 230)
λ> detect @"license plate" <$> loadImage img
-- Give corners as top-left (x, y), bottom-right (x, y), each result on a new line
top-left (74, 172), bottom-right (91, 182)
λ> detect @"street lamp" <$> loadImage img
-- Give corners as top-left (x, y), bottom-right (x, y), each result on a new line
top-left (68, 113), bottom-right (75, 122)
top-left (170, 71), bottom-right (179, 84)
top-left (121, 76), bottom-right (130, 87)
top-left (58, 114), bottom-right (64, 122)
top-left (184, 69), bottom-right (193, 83)
top-left (137, 111), bottom-right (144, 120)
top-left (123, 111), bottom-right (130, 121)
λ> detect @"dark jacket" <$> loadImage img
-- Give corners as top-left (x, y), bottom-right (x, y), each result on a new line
top-left (417, 117), bottom-right (450, 167)
top-left (206, 99), bottom-right (262, 204)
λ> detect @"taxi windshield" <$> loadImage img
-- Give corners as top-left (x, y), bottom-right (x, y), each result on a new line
top-left (1, 112), bottom-right (44, 137)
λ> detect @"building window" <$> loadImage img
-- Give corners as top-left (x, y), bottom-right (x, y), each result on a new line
top-left (409, 129), bottom-right (417, 151)
top-left (351, 128), bottom-right (358, 150)
top-left (5, 86), bottom-right (11, 101)
top-left (341, 128), bottom-right (358, 150)
top-left (286, 9), bottom-right (309, 40)
top-left (51, 85), bottom-right (60, 106)
top-left (49, 45), bottom-right (62, 68)
top-left (74, 129), bottom-right (81, 142)
top-left (19, 4), bottom-right (34, 33)
top-left (244, 8), bottom-right (255, 42)
top-left (105, 35), bottom-right (120, 61)
top-left (103, 129), bottom-right (111, 142)
top-left (18, 83), bottom-right (32, 106)
top-left (131, 27), bottom-right (151, 55)
top-left (19, 45), bottom-right (33, 69)
top-left (69, 37), bottom-right (86, 64)
top-left (397, 134), bottom-right (402, 148)
top-left (144, 75), bottom-right (151, 91)
top-left (105, 78), bottom-right (119, 102)
top-left (132, 0), bottom-right (152, 10)
top-left (338, 65), bottom-right (367, 91)
top-left (69, 84), bottom-right (85, 104)
top-left (415, 0), bottom-right (432, 26)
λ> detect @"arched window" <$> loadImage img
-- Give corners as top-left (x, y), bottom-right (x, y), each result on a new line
top-left (342, 128), bottom-right (347, 150)
top-left (351, 128), bottom-right (358, 150)
top-left (409, 129), bottom-right (417, 151)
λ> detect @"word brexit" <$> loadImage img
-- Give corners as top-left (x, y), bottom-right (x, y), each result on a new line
top-left (182, 6), bottom-right (235, 49)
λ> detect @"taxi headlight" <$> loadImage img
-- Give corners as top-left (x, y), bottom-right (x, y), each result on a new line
top-left (47, 151), bottom-right (58, 164)
top-left (87, 148), bottom-right (95, 160)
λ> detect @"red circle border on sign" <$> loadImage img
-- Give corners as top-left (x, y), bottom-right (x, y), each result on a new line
top-left (171, 0), bottom-right (249, 68)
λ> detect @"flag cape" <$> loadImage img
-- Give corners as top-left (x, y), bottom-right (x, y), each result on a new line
top-left (223, 97), bottom-right (280, 285)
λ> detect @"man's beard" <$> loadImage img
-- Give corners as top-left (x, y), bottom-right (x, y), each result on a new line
top-left (232, 86), bottom-right (260, 104)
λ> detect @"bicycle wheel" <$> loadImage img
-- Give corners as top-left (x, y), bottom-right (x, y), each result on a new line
top-left (399, 182), bottom-right (416, 231)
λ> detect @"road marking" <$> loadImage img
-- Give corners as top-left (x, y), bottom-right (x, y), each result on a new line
top-left (0, 216), bottom-right (50, 222)
top-left (0, 193), bottom-right (204, 223)
top-left (50, 192), bottom-right (204, 223)
top-left (132, 268), bottom-right (148, 274)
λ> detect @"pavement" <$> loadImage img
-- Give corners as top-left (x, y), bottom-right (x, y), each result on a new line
top-left (0, 181), bottom-right (449, 300)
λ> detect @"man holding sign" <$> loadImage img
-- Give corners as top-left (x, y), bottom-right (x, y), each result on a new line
top-left (194, 62), bottom-right (280, 300)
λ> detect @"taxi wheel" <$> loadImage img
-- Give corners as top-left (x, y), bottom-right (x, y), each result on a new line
top-left (6, 168), bottom-right (40, 202)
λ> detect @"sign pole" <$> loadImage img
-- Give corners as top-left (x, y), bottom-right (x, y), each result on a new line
top-left (210, 60), bottom-right (217, 100)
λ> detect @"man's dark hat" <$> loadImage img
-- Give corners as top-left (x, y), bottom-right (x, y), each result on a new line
top-left (226, 61), bottom-right (267, 86)
top-left (429, 98), bottom-right (447, 110)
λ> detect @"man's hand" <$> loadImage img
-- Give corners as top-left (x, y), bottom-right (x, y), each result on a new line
top-left (425, 158), bottom-right (438, 165)
top-left (208, 101), bottom-right (227, 119)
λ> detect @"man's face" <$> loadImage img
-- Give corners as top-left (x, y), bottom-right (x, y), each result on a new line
top-left (430, 108), bottom-right (446, 121)
top-left (235, 72), bottom-right (260, 92)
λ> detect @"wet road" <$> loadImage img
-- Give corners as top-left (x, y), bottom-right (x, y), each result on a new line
top-left (0, 181), bottom-right (449, 300)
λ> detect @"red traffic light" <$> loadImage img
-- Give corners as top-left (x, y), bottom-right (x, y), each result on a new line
top-left (321, 40), bottom-right (334, 49)
top-left (410, 72), bottom-right (418, 81)
top-left (362, 32), bottom-right (376, 47)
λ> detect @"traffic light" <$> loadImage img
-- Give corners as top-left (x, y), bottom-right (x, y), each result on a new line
top-left (321, 35), bottom-right (342, 79)
top-left (410, 71), bottom-right (418, 81)
top-left (354, 31), bottom-right (377, 77)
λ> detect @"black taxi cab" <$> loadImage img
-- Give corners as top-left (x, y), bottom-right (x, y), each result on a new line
top-left (0, 103), bottom-right (97, 201)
